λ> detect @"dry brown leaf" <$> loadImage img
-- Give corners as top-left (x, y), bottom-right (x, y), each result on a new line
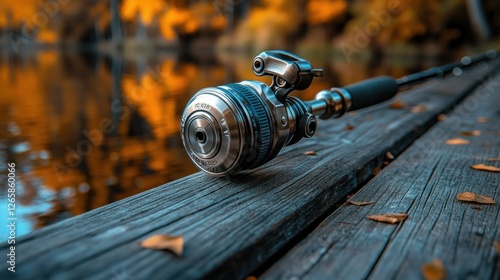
top-left (303, 151), bottom-right (317, 156)
top-left (445, 138), bottom-right (470, 145)
top-left (421, 259), bottom-right (446, 280)
top-left (366, 213), bottom-right (408, 224)
top-left (344, 123), bottom-right (355, 131)
top-left (389, 99), bottom-right (407, 109)
top-left (386, 151), bottom-right (395, 160)
top-left (437, 114), bottom-right (446, 121)
top-left (471, 163), bottom-right (500, 172)
top-left (371, 166), bottom-right (382, 176)
top-left (456, 192), bottom-right (496, 204)
top-left (476, 117), bottom-right (489, 123)
top-left (348, 200), bottom-right (374, 206)
top-left (141, 234), bottom-right (184, 256)
top-left (458, 130), bottom-right (481, 136)
top-left (411, 105), bottom-right (428, 113)
top-left (494, 240), bottom-right (500, 255)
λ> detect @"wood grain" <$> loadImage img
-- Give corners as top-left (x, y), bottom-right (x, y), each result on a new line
top-left (261, 67), bottom-right (500, 280)
top-left (1, 61), bottom-right (499, 280)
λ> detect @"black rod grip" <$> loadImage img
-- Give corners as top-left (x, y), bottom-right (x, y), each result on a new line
top-left (343, 76), bottom-right (399, 111)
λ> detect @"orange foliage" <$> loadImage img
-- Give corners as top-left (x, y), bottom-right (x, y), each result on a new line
top-left (159, 3), bottom-right (226, 40)
top-left (159, 7), bottom-right (195, 40)
top-left (120, 0), bottom-right (165, 25)
top-left (190, 2), bottom-right (226, 32)
top-left (37, 29), bottom-right (58, 43)
top-left (344, 0), bottom-right (463, 46)
top-left (307, 0), bottom-right (348, 25)
top-left (0, 1), bottom-right (39, 26)
top-left (232, 0), bottom-right (305, 50)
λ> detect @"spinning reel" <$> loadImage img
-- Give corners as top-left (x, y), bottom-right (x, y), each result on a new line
top-left (180, 50), bottom-right (497, 176)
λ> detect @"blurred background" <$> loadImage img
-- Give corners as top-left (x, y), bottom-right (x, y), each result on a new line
top-left (0, 0), bottom-right (498, 236)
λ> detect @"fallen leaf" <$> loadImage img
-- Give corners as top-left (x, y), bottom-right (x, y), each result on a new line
top-left (348, 200), bottom-right (374, 206)
top-left (456, 192), bottom-right (496, 204)
top-left (445, 138), bottom-right (470, 145)
top-left (141, 234), bottom-right (184, 256)
top-left (411, 105), bottom-right (428, 113)
top-left (366, 213), bottom-right (408, 224)
top-left (437, 114), bottom-right (446, 121)
top-left (471, 163), bottom-right (500, 172)
top-left (476, 117), bottom-right (489, 123)
top-left (386, 151), bottom-right (395, 160)
top-left (344, 123), bottom-right (355, 131)
top-left (458, 130), bottom-right (481, 136)
top-left (303, 151), bottom-right (317, 156)
top-left (494, 240), bottom-right (500, 255)
top-left (372, 166), bottom-right (381, 176)
top-left (421, 259), bottom-right (446, 280)
top-left (389, 99), bottom-right (407, 109)
top-left (486, 158), bottom-right (500, 162)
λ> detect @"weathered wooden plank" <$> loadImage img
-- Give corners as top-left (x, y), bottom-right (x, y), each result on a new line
top-left (261, 69), bottom-right (500, 279)
top-left (1, 61), bottom-right (499, 279)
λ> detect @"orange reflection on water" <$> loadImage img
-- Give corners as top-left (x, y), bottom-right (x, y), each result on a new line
top-left (0, 51), bottom-right (207, 235)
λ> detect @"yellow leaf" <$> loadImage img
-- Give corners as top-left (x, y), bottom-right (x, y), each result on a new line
top-left (471, 164), bottom-right (500, 173)
top-left (366, 213), bottom-right (408, 224)
top-left (421, 259), bottom-right (446, 280)
top-left (456, 192), bottom-right (496, 204)
top-left (141, 235), bottom-right (184, 256)
top-left (445, 138), bottom-right (470, 145)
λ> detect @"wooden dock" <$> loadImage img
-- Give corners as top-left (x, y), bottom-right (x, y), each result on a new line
top-left (2, 59), bottom-right (500, 279)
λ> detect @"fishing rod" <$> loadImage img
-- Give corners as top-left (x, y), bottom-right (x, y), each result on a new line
top-left (180, 49), bottom-right (498, 176)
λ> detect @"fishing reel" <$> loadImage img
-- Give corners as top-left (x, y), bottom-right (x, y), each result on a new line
top-left (180, 50), bottom-right (357, 176)
top-left (181, 49), bottom-right (497, 176)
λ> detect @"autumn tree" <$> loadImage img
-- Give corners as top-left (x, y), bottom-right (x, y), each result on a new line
top-left (338, 0), bottom-right (470, 55)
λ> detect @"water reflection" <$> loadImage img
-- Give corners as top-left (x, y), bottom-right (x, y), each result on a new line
top-left (0, 50), bottom-right (439, 236)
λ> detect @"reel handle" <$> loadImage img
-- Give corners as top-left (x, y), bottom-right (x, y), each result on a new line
top-left (344, 76), bottom-right (399, 111)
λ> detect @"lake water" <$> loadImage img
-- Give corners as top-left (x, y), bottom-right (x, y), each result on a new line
top-left (0, 49), bottom-right (444, 236)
